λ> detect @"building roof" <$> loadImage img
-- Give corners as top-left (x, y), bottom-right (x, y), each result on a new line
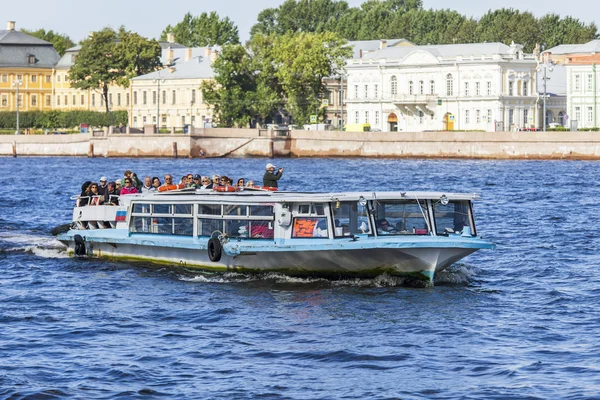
top-left (348, 39), bottom-right (413, 58)
top-left (131, 56), bottom-right (215, 81)
top-left (544, 40), bottom-right (600, 55)
top-left (0, 29), bottom-right (60, 69)
top-left (359, 42), bottom-right (517, 61)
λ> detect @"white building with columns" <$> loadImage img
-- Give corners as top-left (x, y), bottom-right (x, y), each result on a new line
top-left (344, 42), bottom-right (539, 132)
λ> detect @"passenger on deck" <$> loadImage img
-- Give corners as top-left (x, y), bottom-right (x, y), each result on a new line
top-left (98, 177), bottom-right (108, 199)
top-left (236, 178), bottom-right (245, 188)
top-left (141, 176), bottom-right (154, 193)
top-left (211, 174), bottom-right (220, 187)
top-left (115, 181), bottom-right (122, 193)
top-left (89, 183), bottom-right (104, 205)
top-left (120, 178), bottom-right (138, 195)
top-left (192, 175), bottom-right (202, 188)
top-left (120, 170), bottom-right (137, 188)
top-left (263, 163), bottom-right (283, 188)
top-left (77, 181), bottom-right (92, 206)
top-left (200, 176), bottom-right (211, 189)
top-left (160, 174), bottom-right (174, 189)
top-left (105, 182), bottom-right (119, 205)
top-left (246, 180), bottom-right (255, 188)
top-left (152, 177), bottom-right (161, 189)
top-left (219, 176), bottom-right (231, 187)
top-left (377, 219), bottom-right (397, 235)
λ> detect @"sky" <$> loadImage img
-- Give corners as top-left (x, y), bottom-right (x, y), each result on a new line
top-left (3, 0), bottom-right (599, 43)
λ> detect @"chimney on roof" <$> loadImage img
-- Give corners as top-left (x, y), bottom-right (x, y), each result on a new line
top-left (210, 49), bottom-right (219, 64)
top-left (7, 21), bottom-right (15, 31)
top-left (360, 49), bottom-right (363, 58)
top-left (185, 48), bottom-right (193, 62)
top-left (167, 32), bottom-right (175, 44)
top-left (379, 39), bottom-right (387, 50)
top-left (167, 48), bottom-right (174, 65)
top-left (204, 47), bottom-right (211, 58)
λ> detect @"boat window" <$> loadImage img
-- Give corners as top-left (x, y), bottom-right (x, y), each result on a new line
top-left (248, 221), bottom-right (274, 239)
top-left (224, 204), bottom-right (247, 217)
top-left (292, 217), bottom-right (329, 238)
top-left (133, 204), bottom-right (150, 214)
top-left (296, 203), bottom-right (326, 216)
top-left (433, 200), bottom-right (475, 236)
top-left (332, 201), bottom-right (372, 237)
top-left (174, 204), bottom-right (192, 215)
top-left (153, 204), bottom-right (171, 214)
top-left (130, 216), bottom-right (193, 236)
top-left (199, 204), bottom-right (221, 215)
top-left (372, 200), bottom-right (430, 235)
top-left (250, 205), bottom-right (273, 216)
top-left (198, 218), bottom-right (222, 236)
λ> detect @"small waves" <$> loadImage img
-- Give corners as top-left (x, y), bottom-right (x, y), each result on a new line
top-left (0, 231), bottom-right (68, 258)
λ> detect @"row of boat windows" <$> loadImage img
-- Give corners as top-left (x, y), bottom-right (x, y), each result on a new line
top-left (132, 203), bottom-right (273, 217)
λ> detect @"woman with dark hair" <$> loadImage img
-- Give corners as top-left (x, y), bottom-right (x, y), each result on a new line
top-left (77, 181), bottom-right (92, 206)
top-left (236, 178), bottom-right (245, 188)
top-left (152, 177), bottom-right (161, 189)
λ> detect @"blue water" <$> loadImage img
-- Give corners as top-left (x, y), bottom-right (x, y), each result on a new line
top-left (1, 156), bottom-right (599, 399)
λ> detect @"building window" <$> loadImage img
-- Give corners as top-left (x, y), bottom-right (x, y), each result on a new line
top-left (16, 74), bottom-right (23, 82)
top-left (57, 95), bottom-right (61, 106)
top-left (92, 94), bottom-right (95, 107)
top-left (45, 75), bottom-right (51, 83)
top-left (133, 92), bottom-right (138, 105)
top-left (558, 111), bottom-right (564, 125)
top-left (354, 85), bottom-right (358, 99)
top-left (28, 55), bottom-right (36, 64)
top-left (475, 82), bottom-right (480, 96)
top-left (126, 93), bottom-right (130, 106)
top-left (117, 93), bottom-right (121, 106)
top-left (464, 82), bottom-right (469, 96)
top-left (509, 109), bottom-right (514, 124)
top-left (1, 94), bottom-right (7, 107)
top-left (1, 74), bottom-right (7, 82)
top-left (523, 109), bottom-right (528, 125)
top-left (588, 106), bottom-right (594, 123)
top-left (133, 116), bottom-right (137, 127)
top-left (57, 75), bottom-right (61, 83)
top-left (509, 81), bottom-right (514, 96)
top-left (100, 96), bottom-right (104, 107)
top-left (587, 74), bottom-right (593, 91)
top-left (574, 74), bottom-right (581, 91)
top-left (31, 75), bottom-right (37, 83)
top-left (16, 94), bottom-right (22, 107)
top-left (143, 91), bottom-right (147, 105)
top-left (152, 116), bottom-right (156, 123)
top-left (109, 94), bottom-right (112, 107)
top-left (419, 80), bottom-right (424, 95)
top-left (45, 95), bottom-right (51, 107)
top-left (487, 81), bottom-right (492, 96)
top-left (476, 109), bottom-right (481, 124)
top-left (522, 82), bottom-right (528, 96)
top-left (409, 81), bottom-right (413, 95)
top-left (391, 76), bottom-right (398, 96)
top-left (430, 80), bottom-right (435, 95)
top-left (162, 90), bottom-right (166, 104)
top-left (172, 90), bottom-right (176, 105)
top-left (364, 111), bottom-right (369, 123)
top-left (72, 95), bottom-right (76, 106)
top-left (191, 89), bottom-right (196, 104)
top-left (64, 95), bottom-right (68, 106)
top-left (375, 111), bottom-right (379, 125)
top-left (446, 74), bottom-right (453, 96)
top-left (182, 116), bottom-right (186, 126)
top-left (487, 109), bottom-right (492, 122)
top-left (465, 109), bottom-right (470, 124)
top-left (575, 107), bottom-right (581, 122)
top-left (152, 91), bottom-right (157, 105)
top-left (81, 95), bottom-right (85, 105)
top-left (354, 111), bottom-right (359, 123)
top-left (364, 85), bottom-right (368, 98)
top-left (418, 110), bottom-right (424, 124)
top-left (31, 94), bottom-right (37, 107)
top-left (143, 116), bottom-right (147, 124)
top-left (374, 85), bottom-right (378, 98)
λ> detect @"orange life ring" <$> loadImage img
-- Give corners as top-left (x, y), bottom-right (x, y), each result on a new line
top-left (158, 183), bottom-right (185, 192)
top-left (252, 186), bottom-right (278, 191)
top-left (213, 185), bottom-right (237, 192)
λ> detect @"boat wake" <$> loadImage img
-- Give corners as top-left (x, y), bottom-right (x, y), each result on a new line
top-left (0, 231), bottom-right (69, 259)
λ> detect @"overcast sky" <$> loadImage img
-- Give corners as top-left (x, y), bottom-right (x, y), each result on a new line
top-left (3, 0), bottom-right (599, 43)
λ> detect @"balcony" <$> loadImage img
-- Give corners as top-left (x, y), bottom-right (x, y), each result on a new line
top-left (389, 94), bottom-right (438, 105)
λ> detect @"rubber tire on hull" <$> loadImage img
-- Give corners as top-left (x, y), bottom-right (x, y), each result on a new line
top-left (74, 234), bottom-right (86, 256)
top-left (207, 238), bottom-right (222, 262)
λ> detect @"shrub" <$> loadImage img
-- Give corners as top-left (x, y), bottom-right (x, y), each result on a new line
top-left (0, 110), bottom-right (128, 129)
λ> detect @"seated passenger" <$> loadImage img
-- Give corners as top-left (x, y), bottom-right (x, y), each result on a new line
top-left (141, 176), bottom-right (155, 193)
top-left (77, 181), bottom-right (92, 206)
top-left (236, 178), bottom-right (245, 188)
top-left (160, 174), bottom-right (173, 189)
top-left (89, 183), bottom-right (104, 205)
top-left (120, 178), bottom-right (138, 195)
top-left (152, 177), bottom-right (161, 190)
top-left (200, 176), bottom-right (211, 189)
top-left (105, 182), bottom-right (119, 205)
top-left (377, 219), bottom-right (397, 234)
top-left (246, 180), bottom-right (255, 188)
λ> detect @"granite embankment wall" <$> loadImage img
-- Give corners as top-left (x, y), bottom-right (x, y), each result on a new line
top-left (1, 129), bottom-right (600, 159)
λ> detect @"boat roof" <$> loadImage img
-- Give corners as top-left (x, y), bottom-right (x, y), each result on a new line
top-left (119, 190), bottom-right (480, 204)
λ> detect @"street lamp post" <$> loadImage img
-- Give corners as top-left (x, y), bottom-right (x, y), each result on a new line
top-left (538, 60), bottom-right (554, 131)
top-left (13, 78), bottom-right (22, 135)
top-left (154, 74), bottom-right (165, 133)
top-left (340, 73), bottom-right (344, 131)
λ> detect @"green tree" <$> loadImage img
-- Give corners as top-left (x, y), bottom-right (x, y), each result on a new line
top-left (69, 27), bottom-right (160, 113)
top-left (272, 32), bottom-right (351, 125)
top-left (475, 8), bottom-right (541, 52)
top-left (160, 12), bottom-right (240, 47)
top-left (20, 28), bottom-right (75, 56)
top-left (539, 14), bottom-right (598, 49)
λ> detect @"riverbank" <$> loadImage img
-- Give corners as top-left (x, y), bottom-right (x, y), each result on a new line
top-left (1, 128), bottom-right (600, 159)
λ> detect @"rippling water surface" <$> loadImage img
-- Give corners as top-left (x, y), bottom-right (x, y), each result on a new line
top-left (1, 156), bottom-right (599, 399)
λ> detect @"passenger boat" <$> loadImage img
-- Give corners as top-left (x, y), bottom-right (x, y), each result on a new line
top-left (57, 189), bottom-right (494, 283)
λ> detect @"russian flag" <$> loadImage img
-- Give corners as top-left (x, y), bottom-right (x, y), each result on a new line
top-left (115, 210), bottom-right (127, 222)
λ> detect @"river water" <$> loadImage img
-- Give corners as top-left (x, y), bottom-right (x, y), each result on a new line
top-left (1, 156), bottom-right (599, 399)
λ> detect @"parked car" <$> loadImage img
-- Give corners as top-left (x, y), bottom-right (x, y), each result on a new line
top-left (548, 123), bottom-right (562, 129)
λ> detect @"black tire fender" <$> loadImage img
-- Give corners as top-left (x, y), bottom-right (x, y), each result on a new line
top-left (74, 234), bottom-right (86, 256)
top-left (207, 237), bottom-right (222, 262)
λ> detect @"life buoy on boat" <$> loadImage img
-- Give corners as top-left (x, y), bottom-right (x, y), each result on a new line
top-left (158, 183), bottom-right (185, 192)
top-left (213, 185), bottom-right (237, 193)
top-left (74, 234), bottom-right (86, 256)
top-left (252, 186), bottom-right (278, 191)
top-left (207, 238), bottom-right (222, 262)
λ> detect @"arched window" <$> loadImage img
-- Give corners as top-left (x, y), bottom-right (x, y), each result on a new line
top-left (409, 81), bottom-right (414, 95)
top-left (446, 74), bottom-right (454, 96)
top-left (390, 76), bottom-right (398, 96)
top-left (419, 80), bottom-right (424, 95)
top-left (430, 80), bottom-right (435, 94)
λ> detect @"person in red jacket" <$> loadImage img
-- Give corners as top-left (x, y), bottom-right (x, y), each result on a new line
top-left (119, 178), bottom-right (138, 195)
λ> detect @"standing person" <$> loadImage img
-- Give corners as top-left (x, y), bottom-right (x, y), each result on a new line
top-left (263, 163), bottom-right (283, 188)
top-left (120, 178), bottom-right (138, 195)
top-left (77, 181), bottom-right (92, 206)
top-left (141, 176), bottom-right (154, 193)
top-left (98, 176), bottom-right (108, 199)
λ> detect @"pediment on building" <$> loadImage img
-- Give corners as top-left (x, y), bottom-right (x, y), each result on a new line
top-left (400, 50), bottom-right (440, 66)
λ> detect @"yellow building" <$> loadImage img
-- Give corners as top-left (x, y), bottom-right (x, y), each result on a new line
top-left (0, 21), bottom-right (59, 112)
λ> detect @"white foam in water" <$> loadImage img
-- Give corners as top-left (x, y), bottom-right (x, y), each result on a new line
top-left (435, 264), bottom-right (480, 285)
top-left (0, 232), bottom-right (69, 259)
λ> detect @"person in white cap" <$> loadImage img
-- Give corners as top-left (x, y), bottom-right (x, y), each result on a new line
top-left (98, 176), bottom-right (109, 198)
top-left (263, 163), bottom-right (283, 188)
